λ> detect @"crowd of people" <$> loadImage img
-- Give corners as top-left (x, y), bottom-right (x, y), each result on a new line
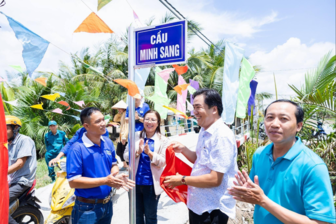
top-left (6, 88), bottom-right (336, 224)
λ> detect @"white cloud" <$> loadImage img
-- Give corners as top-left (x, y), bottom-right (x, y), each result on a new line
top-left (249, 37), bottom-right (335, 105)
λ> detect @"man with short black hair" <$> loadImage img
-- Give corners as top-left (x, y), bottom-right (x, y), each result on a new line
top-left (67, 107), bottom-right (135, 224)
top-left (228, 99), bottom-right (336, 224)
top-left (164, 88), bottom-right (238, 224)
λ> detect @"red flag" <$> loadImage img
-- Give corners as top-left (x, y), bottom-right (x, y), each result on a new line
top-left (0, 94), bottom-right (9, 223)
top-left (172, 64), bottom-right (188, 75)
top-left (160, 146), bottom-right (192, 204)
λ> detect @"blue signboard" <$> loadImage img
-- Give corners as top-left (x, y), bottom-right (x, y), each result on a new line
top-left (135, 20), bottom-right (187, 66)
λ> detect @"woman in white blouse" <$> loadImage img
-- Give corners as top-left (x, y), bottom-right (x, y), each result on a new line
top-left (124, 110), bottom-right (170, 224)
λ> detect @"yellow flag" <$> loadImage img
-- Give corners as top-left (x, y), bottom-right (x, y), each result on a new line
top-left (162, 105), bottom-right (190, 119)
top-left (30, 103), bottom-right (43, 110)
top-left (41, 93), bottom-right (61, 102)
top-left (74, 12), bottom-right (113, 33)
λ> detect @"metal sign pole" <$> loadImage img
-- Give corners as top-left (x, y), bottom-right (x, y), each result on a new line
top-left (128, 25), bottom-right (136, 224)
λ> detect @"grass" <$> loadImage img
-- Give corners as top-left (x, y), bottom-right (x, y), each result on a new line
top-left (36, 158), bottom-right (59, 189)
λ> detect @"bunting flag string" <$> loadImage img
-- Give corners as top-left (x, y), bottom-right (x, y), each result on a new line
top-left (114, 79), bottom-right (141, 99)
top-left (51, 108), bottom-right (63, 115)
top-left (133, 10), bottom-right (144, 28)
top-left (74, 101), bottom-right (85, 107)
top-left (41, 93), bottom-right (61, 102)
top-left (74, 12), bottom-right (113, 33)
top-left (158, 68), bottom-right (175, 83)
top-left (135, 68), bottom-right (150, 95)
top-left (236, 58), bottom-right (256, 119)
top-left (97, 0), bottom-right (113, 11)
top-left (30, 103), bottom-right (43, 110)
top-left (0, 12), bottom-right (49, 77)
top-left (172, 64), bottom-right (188, 75)
top-left (174, 83), bottom-right (190, 95)
top-left (34, 77), bottom-right (47, 87)
top-left (57, 101), bottom-right (71, 110)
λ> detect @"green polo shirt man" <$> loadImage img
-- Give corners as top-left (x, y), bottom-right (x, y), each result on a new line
top-left (44, 121), bottom-right (68, 181)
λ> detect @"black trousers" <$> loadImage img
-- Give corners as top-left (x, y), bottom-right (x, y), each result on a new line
top-left (116, 142), bottom-right (128, 162)
top-left (8, 183), bottom-right (30, 224)
top-left (189, 209), bottom-right (229, 224)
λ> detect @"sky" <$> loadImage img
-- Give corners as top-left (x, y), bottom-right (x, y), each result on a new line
top-left (0, 0), bottom-right (335, 104)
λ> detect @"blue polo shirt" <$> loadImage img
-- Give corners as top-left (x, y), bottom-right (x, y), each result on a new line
top-left (250, 137), bottom-right (335, 224)
top-left (45, 130), bottom-right (69, 155)
top-left (125, 102), bottom-right (150, 132)
top-left (66, 133), bottom-right (117, 199)
top-left (136, 138), bottom-right (154, 185)
top-left (61, 127), bottom-right (109, 156)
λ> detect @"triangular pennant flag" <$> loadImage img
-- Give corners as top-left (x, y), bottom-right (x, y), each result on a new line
top-left (52, 108), bottom-right (63, 115)
top-left (163, 105), bottom-right (190, 120)
top-left (58, 92), bottom-right (65, 97)
top-left (135, 68), bottom-right (150, 96)
top-left (187, 85), bottom-right (196, 95)
top-left (0, 77), bottom-right (6, 83)
top-left (177, 75), bottom-right (187, 113)
top-left (9, 65), bottom-right (23, 73)
top-left (74, 12), bottom-right (113, 33)
top-left (30, 102), bottom-right (43, 110)
top-left (172, 64), bottom-right (188, 75)
top-left (34, 77), bottom-right (47, 87)
top-left (41, 93), bottom-right (60, 102)
top-left (57, 101), bottom-right (69, 107)
top-left (114, 79), bottom-right (141, 99)
top-left (70, 115), bottom-right (81, 121)
top-left (74, 101), bottom-right (85, 107)
top-left (1, 12), bottom-right (49, 77)
top-left (146, 95), bottom-right (171, 119)
top-left (186, 100), bottom-right (193, 112)
top-left (174, 84), bottom-right (190, 95)
top-left (98, 0), bottom-right (113, 11)
top-left (133, 10), bottom-right (144, 28)
top-left (158, 68), bottom-right (174, 83)
top-left (4, 100), bottom-right (19, 107)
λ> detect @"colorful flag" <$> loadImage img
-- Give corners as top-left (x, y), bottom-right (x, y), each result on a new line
top-left (1, 12), bottom-right (49, 77)
top-left (9, 65), bottom-right (23, 73)
top-left (114, 79), bottom-right (141, 99)
top-left (189, 79), bottom-right (200, 115)
top-left (98, 0), bottom-right (112, 11)
top-left (174, 84), bottom-right (190, 95)
top-left (135, 68), bottom-right (150, 95)
top-left (248, 80), bottom-right (258, 116)
top-left (57, 101), bottom-right (70, 110)
top-left (4, 100), bottom-right (19, 107)
top-left (222, 42), bottom-right (244, 124)
top-left (160, 146), bottom-right (192, 205)
top-left (172, 64), bottom-right (188, 75)
top-left (52, 108), bottom-right (63, 115)
top-left (74, 101), bottom-right (85, 107)
top-left (186, 100), bottom-right (193, 112)
top-left (163, 106), bottom-right (190, 120)
top-left (74, 12), bottom-right (113, 33)
top-left (34, 77), bottom-right (47, 87)
top-left (0, 94), bottom-right (9, 222)
top-left (187, 85), bottom-right (196, 95)
top-left (70, 115), bottom-right (81, 121)
top-left (147, 67), bottom-right (170, 119)
top-left (41, 93), bottom-right (60, 102)
top-left (176, 75), bottom-right (187, 113)
top-left (133, 11), bottom-right (144, 28)
top-left (30, 103), bottom-right (43, 110)
top-left (236, 58), bottom-right (256, 118)
top-left (158, 68), bottom-right (174, 83)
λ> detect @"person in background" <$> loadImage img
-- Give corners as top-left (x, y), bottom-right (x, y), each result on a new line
top-left (44, 120), bottom-right (68, 182)
top-left (6, 115), bottom-right (37, 224)
top-left (112, 100), bottom-right (129, 171)
top-left (67, 107), bottom-right (135, 223)
top-left (228, 99), bottom-right (335, 224)
top-left (48, 126), bottom-right (109, 167)
top-left (125, 94), bottom-right (150, 132)
top-left (124, 110), bottom-right (169, 224)
top-left (164, 88), bottom-right (238, 224)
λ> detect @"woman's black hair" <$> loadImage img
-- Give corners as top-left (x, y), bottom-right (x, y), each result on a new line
top-left (192, 88), bottom-right (223, 116)
top-left (140, 110), bottom-right (161, 139)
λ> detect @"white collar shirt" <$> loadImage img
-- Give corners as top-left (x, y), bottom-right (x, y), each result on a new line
top-left (187, 118), bottom-right (238, 219)
top-left (82, 132), bottom-right (106, 148)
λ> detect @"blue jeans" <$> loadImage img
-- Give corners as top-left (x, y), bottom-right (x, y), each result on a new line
top-left (136, 185), bottom-right (161, 224)
top-left (71, 199), bottom-right (113, 224)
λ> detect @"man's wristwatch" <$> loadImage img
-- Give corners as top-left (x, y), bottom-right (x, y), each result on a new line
top-left (181, 176), bottom-right (187, 185)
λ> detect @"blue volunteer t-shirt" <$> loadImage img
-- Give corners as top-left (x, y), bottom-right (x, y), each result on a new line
top-left (249, 137), bottom-right (336, 224)
top-left (61, 127), bottom-right (109, 156)
top-left (66, 134), bottom-right (117, 199)
top-left (136, 138), bottom-right (154, 185)
top-left (125, 102), bottom-right (150, 132)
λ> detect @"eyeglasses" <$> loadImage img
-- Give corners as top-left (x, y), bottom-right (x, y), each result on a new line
top-left (144, 118), bottom-right (158, 123)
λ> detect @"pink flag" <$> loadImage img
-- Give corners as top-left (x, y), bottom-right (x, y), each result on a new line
top-left (74, 101), bottom-right (85, 107)
top-left (52, 108), bottom-right (63, 115)
top-left (177, 75), bottom-right (187, 113)
top-left (158, 68), bottom-right (175, 83)
top-left (0, 77), bottom-right (6, 83)
top-left (133, 10), bottom-right (143, 27)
